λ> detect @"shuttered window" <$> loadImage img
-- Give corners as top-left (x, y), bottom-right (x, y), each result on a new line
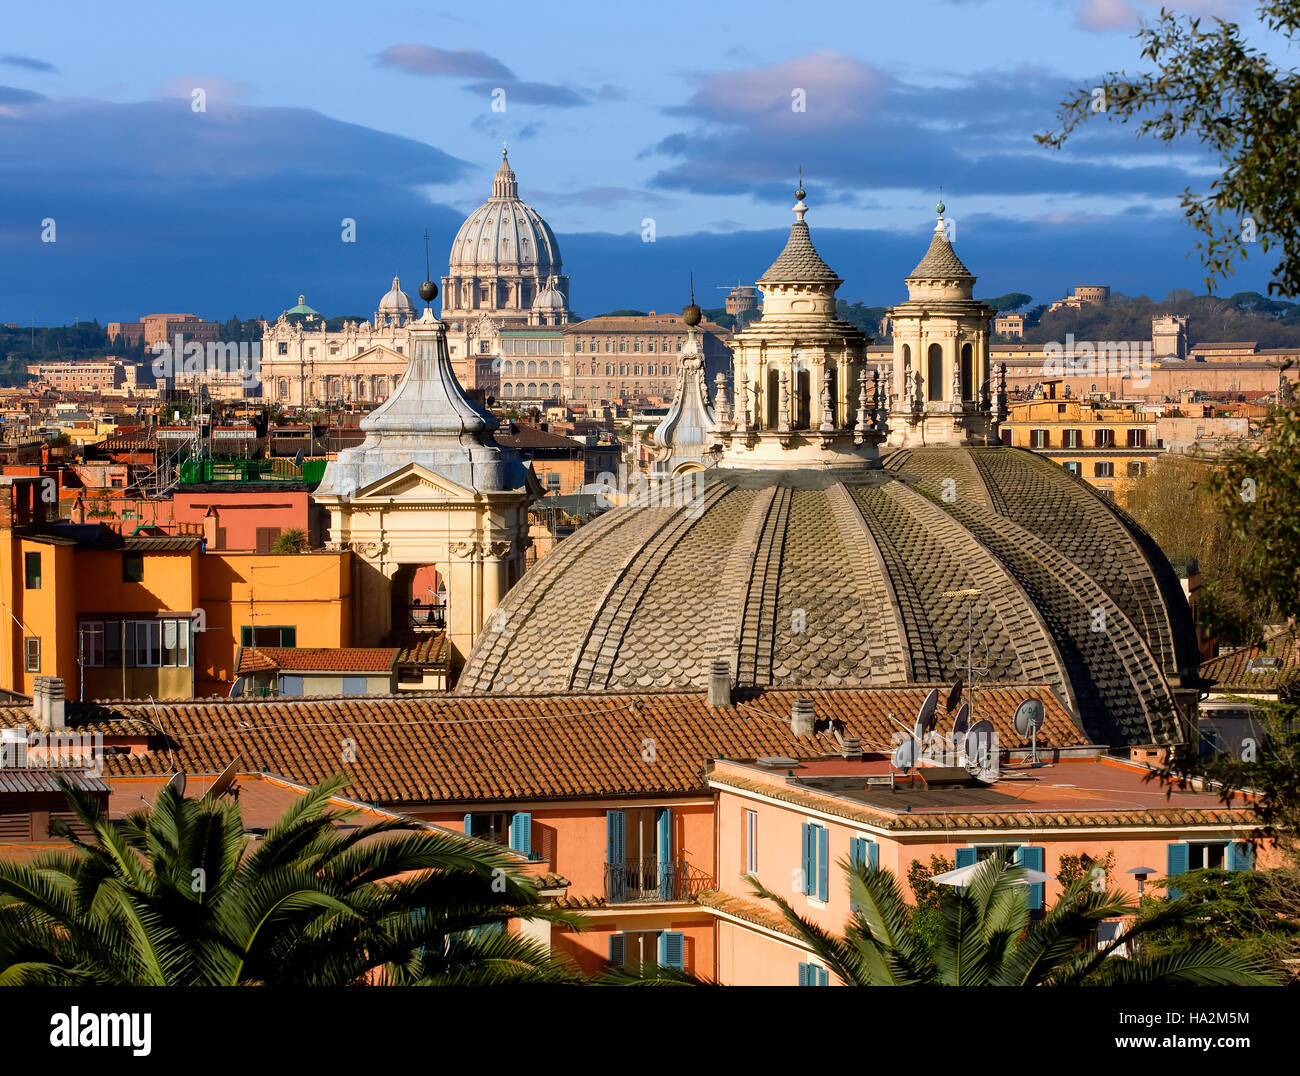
top-left (658, 931), bottom-right (684, 971)
top-left (1015, 845), bottom-right (1046, 911)
top-left (801, 822), bottom-right (829, 901)
top-left (509, 811), bottom-right (532, 857)
top-left (798, 962), bottom-right (829, 986)
top-left (743, 809), bottom-right (758, 876)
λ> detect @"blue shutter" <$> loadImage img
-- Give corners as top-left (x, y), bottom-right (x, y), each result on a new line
top-left (606, 810), bottom-right (626, 902)
top-left (464, 813), bottom-right (473, 835)
top-left (1166, 841), bottom-right (1189, 899)
top-left (817, 825), bottom-right (830, 901)
top-left (868, 841), bottom-right (879, 871)
top-left (509, 811), bottom-right (532, 856)
top-left (659, 930), bottom-right (685, 971)
top-left (801, 823), bottom-right (814, 895)
top-left (798, 962), bottom-right (810, 986)
top-left (1227, 841), bottom-right (1255, 872)
top-left (850, 836), bottom-right (878, 872)
top-left (657, 807), bottom-right (675, 900)
top-left (956, 847), bottom-right (977, 868)
top-left (279, 674), bottom-right (303, 696)
top-left (340, 675), bottom-right (367, 696)
top-left (1017, 846), bottom-right (1045, 911)
top-left (609, 933), bottom-right (625, 968)
top-left (815, 966), bottom-right (829, 986)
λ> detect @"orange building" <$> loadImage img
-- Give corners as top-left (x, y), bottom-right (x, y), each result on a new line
top-left (0, 476), bottom-right (353, 699)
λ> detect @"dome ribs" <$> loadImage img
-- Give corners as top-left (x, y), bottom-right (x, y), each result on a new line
top-left (706, 487), bottom-right (779, 681)
top-left (734, 484), bottom-right (794, 686)
top-left (944, 495), bottom-right (1184, 746)
top-left (826, 482), bottom-right (912, 682)
top-left (880, 481), bottom-right (1075, 716)
top-left (566, 481), bottom-right (734, 692)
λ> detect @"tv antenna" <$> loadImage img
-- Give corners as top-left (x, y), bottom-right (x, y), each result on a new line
top-left (1013, 698), bottom-right (1046, 765)
top-left (943, 588), bottom-right (989, 727)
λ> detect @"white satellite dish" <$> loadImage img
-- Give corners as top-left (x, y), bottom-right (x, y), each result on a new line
top-left (964, 718), bottom-right (996, 779)
top-left (893, 738), bottom-right (917, 772)
top-left (1013, 698), bottom-right (1046, 764)
top-left (164, 771), bottom-right (186, 798)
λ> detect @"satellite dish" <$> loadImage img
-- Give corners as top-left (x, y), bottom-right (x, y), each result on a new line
top-left (951, 702), bottom-right (970, 738)
top-left (229, 676), bottom-right (247, 699)
top-left (165, 771), bottom-right (186, 798)
top-left (916, 687), bottom-right (939, 736)
top-left (893, 738), bottom-right (917, 771)
top-left (1014, 698), bottom-right (1046, 764)
top-left (945, 679), bottom-right (964, 713)
top-left (293, 447), bottom-right (305, 468)
top-left (964, 719), bottom-right (996, 771)
top-left (203, 755), bottom-right (242, 802)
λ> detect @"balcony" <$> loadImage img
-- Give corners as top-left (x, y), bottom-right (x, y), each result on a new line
top-left (407, 603), bottom-right (445, 630)
top-left (604, 857), bottom-right (713, 903)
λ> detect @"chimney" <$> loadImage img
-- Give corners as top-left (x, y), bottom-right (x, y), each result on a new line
top-left (30, 676), bottom-right (47, 728)
top-left (839, 735), bottom-right (863, 760)
top-left (791, 696), bottom-right (815, 737)
top-left (203, 506), bottom-right (219, 548)
top-left (31, 676), bottom-right (63, 732)
top-left (707, 660), bottom-right (732, 708)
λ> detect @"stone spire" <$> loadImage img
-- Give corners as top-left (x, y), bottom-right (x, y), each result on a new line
top-left (491, 146), bottom-right (519, 199)
top-left (652, 290), bottom-right (718, 473)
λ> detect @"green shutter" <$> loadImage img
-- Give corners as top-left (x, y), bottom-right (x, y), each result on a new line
top-left (657, 807), bottom-right (675, 900)
top-left (1017, 846), bottom-right (1045, 911)
top-left (607, 810), bottom-right (626, 902)
top-left (817, 825), bottom-right (829, 901)
top-left (659, 930), bottom-right (684, 971)
top-left (1166, 842), bottom-right (1189, 899)
top-left (509, 811), bottom-right (532, 856)
top-left (609, 933), bottom-right (625, 968)
top-left (1227, 841), bottom-right (1255, 872)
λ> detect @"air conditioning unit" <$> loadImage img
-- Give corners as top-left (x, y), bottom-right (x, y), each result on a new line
top-left (0, 728), bottom-right (29, 769)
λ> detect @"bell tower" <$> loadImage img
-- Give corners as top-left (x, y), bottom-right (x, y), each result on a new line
top-left (887, 203), bottom-right (1001, 447)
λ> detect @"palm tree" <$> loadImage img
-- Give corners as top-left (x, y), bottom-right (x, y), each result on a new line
top-left (0, 775), bottom-right (584, 985)
top-left (751, 856), bottom-right (1279, 986)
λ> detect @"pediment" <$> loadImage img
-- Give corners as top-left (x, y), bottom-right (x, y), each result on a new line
top-left (353, 462), bottom-right (474, 501)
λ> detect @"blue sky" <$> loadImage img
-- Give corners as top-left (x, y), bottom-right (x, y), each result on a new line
top-left (0, 0), bottom-right (1286, 325)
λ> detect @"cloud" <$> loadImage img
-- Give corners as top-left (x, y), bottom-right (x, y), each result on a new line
top-left (645, 57), bottom-right (1208, 205)
top-left (597, 84), bottom-right (626, 101)
top-left (1, 55), bottom-right (56, 73)
top-left (375, 44), bottom-right (514, 80)
top-left (1075, 0), bottom-right (1140, 31)
top-left (158, 75), bottom-right (255, 105)
top-left (463, 79), bottom-right (589, 107)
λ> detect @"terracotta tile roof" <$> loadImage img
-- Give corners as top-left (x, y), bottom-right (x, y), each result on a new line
top-left (695, 889), bottom-right (803, 939)
top-left (1200, 630), bottom-right (1299, 693)
top-left (235, 647), bottom-right (399, 674)
top-left (388, 632), bottom-right (447, 666)
top-left (0, 685), bottom-right (1085, 807)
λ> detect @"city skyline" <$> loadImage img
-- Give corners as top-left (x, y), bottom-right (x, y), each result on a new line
top-left (0, 0), bottom-right (1286, 324)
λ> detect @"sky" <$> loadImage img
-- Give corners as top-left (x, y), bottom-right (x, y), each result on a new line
top-left (0, 0), bottom-right (1289, 326)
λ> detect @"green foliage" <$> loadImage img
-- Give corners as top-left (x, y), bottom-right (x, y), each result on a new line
top-left (835, 300), bottom-right (889, 336)
top-left (979, 292), bottom-right (1034, 313)
top-left (1057, 850), bottom-right (1116, 890)
top-left (905, 854), bottom-right (953, 955)
top-left (1038, 2), bottom-right (1300, 297)
top-left (1125, 453), bottom-right (1270, 647)
top-left (270, 528), bottom-right (308, 554)
top-left (592, 309), bottom-right (648, 318)
top-left (0, 775), bottom-right (584, 985)
top-left (750, 857), bottom-right (1277, 985)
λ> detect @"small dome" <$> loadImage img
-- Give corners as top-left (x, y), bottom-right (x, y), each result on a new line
top-left (532, 277), bottom-right (566, 311)
top-left (378, 275), bottom-right (417, 315)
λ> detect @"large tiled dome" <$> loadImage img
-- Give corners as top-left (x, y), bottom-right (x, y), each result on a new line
top-left (448, 149), bottom-right (562, 278)
top-left (457, 446), bottom-right (1198, 747)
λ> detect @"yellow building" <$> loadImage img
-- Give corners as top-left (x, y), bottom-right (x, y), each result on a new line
top-left (0, 477), bottom-right (354, 700)
top-left (1000, 398), bottom-right (1161, 503)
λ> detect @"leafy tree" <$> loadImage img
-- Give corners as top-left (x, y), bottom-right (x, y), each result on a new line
top-left (904, 854), bottom-right (952, 954)
top-left (1037, 1), bottom-right (1300, 297)
top-left (270, 528), bottom-right (308, 554)
top-left (750, 856), bottom-right (1276, 985)
top-left (0, 775), bottom-right (582, 985)
top-left (979, 292), bottom-right (1034, 313)
top-left (1057, 850), bottom-right (1116, 890)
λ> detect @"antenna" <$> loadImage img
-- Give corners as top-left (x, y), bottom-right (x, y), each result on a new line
top-left (423, 229), bottom-right (431, 282)
top-left (1013, 698), bottom-right (1046, 764)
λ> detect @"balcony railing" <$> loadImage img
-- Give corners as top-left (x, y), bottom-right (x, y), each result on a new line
top-left (407, 604), bottom-right (445, 630)
top-left (604, 857), bottom-right (713, 903)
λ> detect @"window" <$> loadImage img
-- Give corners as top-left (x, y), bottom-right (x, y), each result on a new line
top-left (957, 845), bottom-right (1045, 910)
top-left (23, 551), bottom-right (40, 590)
top-left (927, 343), bottom-right (944, 402)
top-left (1126, 428), bottom-right (1147, 448)
top-left (24, 637), bottom-right (40, 673)
top-left (798, 962), bottom-right (829, 986)
top-left (1094, 461), bottom-right (1115, 478)
top-left (1030, 429), bottom-right (1049, 449)
top-left (1127, 461), bottom-right (1147, 478)
top-left (743, 809), bottom-right (758, 876)
top-left (608, 930), bottom-right (684, 972)
top-left (80, 622), bottom-right (103, 666)
top-left (545, 472), bottom-right (562, 490)
top-left (279, 674), bottom-right (304, 696)
top-left (1166, 840), bottom-right (1254, 898)
top-left (1063, 461), bottom-right (1081, 475)
top-left (801, 822), bottom-right (830, 901)
top-left (277, 342), bottom-right (288, 355)
top-left (122, 554), bottom-right (145, 583)
top-left (255, 527), bottom-right (283, 554)
top-left (341, 676), bottom-right (367, 696)
top-left (240, 625), bottom-right (297, 648)
top-left (1093, 428), bottom-right (1115, 448)
top-left (465, 810), bottom-right (532, 855)
top-left (1063, 428), bottom-right (1082, 449)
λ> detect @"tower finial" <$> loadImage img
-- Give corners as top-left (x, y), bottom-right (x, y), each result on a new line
top-left (937, 184), bottom-right (945, 218)
top-left (683, 272), bottom-right (702, 327)
top-left (502, 141), bottom-right (509, 161)
top-left (418, 227), bottom-right (437, 309)
top-left (795, 164), bottom-right (806, 203)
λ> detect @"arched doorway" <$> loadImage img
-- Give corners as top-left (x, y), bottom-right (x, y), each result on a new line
top-left (390, 563), bottom-right (447, 634)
